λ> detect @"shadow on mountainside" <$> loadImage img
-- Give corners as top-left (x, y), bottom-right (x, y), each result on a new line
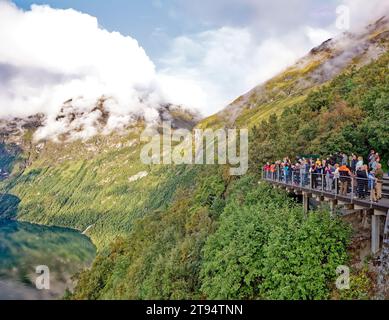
top-left (0, 143), bottom-right (24, 180)
top-left (0, 194), bottom-right (21, 220)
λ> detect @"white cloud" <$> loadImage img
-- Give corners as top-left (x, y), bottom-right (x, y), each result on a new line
top-left (305, 26), bottom-right (333, 45)
top-left (0, 2), bottom-right (157, 115)
top-left (0, 1), bottom-right (199, 140)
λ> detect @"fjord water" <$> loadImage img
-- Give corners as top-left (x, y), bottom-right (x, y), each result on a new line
top-left (0, 220), bottom-right (96, 300)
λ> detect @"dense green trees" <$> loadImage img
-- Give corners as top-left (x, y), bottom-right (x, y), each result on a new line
top-left (71, 165), bottom-right (228, 300)
top-left (200, 177), bottom-right (350, 300)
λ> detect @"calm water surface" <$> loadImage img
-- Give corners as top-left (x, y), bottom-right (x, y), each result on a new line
top-left (0, 220), bottom-right (96, 300)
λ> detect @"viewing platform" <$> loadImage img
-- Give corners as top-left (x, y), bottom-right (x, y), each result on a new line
top-left (262, 170), bottom-right (389, 256)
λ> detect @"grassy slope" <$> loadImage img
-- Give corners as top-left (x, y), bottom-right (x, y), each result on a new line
top-left (198, 54), bottom-right (328, 130)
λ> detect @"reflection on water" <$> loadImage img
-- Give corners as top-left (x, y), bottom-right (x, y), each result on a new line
top-left (0, 220), bottom-right (96, 300)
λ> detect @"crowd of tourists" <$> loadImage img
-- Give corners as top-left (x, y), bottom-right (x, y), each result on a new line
top-left (263, 150), bottom-right (388, 203)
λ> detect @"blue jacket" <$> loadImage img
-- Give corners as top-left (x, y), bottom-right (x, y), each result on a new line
top-left (368, 173), bottom-right (376, 190)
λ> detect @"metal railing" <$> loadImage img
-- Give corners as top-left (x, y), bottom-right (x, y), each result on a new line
top-left (262, 168), bottom-right (382, 204)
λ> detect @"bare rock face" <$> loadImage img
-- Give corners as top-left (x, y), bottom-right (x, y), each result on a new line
top-left (0, 114), bottom-right (45, 178)
top-left (31, 97), bottom-right (199, 143)
top-left (55, 97), bottom-right (110, 127)
top-left (310, 39), bottom-right (334, 55)
top-left (157, 104), bottom-right (200, 130)
top-left (0, 114), bottom-right (44, 144)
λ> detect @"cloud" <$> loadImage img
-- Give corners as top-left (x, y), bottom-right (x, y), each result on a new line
top-left (0, 2), bottom-right (156, 113)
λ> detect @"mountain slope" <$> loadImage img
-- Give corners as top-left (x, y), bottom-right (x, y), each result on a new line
top-left (0, 105), bottom-right (200, 248)
top-left (0, 17), bottom-right (388, 300)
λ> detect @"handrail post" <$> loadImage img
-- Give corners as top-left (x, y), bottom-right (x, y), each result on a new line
top-left (351, 177), bottom-right (354, 200)
top-left (310, 173), bottom-right (313, 190)
top-left (292, 171), bottom-right (294, 186)
top-left (300, 171), bottom-right (303, 187)
top-left (322, 174), bottom-right (324, 192)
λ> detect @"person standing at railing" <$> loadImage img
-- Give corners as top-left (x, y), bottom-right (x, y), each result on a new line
top-left (310, 163), bottom-right (319, 189)
top-left (270, 163), bottom-right (276, 180)
top-left (356, 166), bottom-right (368, 199)
top-left (375, 163), bottom-right (384, 201)
top-left (275, 161), bottom-right (281, 181)
top-left (334, 164), bottom-right (340, 194)
top-left (288, 163), bottom-right (293, 184)
top-left (324, 163), bottom-right (334, 192)
top-left (368, 170), bottom-right (378, 203)
top-left (300, 160), bottom-right (306, 186)
top-left (351, 154), bottom-right (358, 174)
top-left (341, 153), bottom-right (348, 166)
top-left (318, 160), bottom-right (324, 189)
top-left (370, 156), bottom-right (378, 171)
top-left (356, 156), bottom-right (364, 171)
top-left (339, 164), bottom-right (352, 196)
top-left (294, 163), bottom-right (301, 186)
top-left (283, 163), bottom-right (290, 184)
top-left (264, 162), bottom-right (272, 179)
top-left (304, 159), bottom-right (310, 186)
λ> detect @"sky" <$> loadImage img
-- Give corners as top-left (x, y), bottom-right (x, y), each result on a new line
top-left (12, 0), bottom-right (340, 62)
top-left (1, 0), bottom-right (388, 140)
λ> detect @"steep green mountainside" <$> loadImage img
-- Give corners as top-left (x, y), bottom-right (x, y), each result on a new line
top-left (0, 18), bottom-right (388, 300)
